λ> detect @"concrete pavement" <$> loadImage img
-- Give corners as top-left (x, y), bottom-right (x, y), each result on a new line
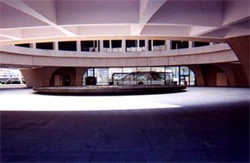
top-left (1, 87), bottom-right (249, 162)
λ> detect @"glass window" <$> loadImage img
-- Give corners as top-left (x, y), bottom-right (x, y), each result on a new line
top-left (139, 40), bottom-right (145, 47)
top-left (59, 41), bottom-right (77, 51)
top-left (109, 68), bottom-right (123, 85)
top-left (166, 67), bottom-right (179, 84)
top-left (126, 40), bottom-right (137, 48)
top-left (82, 66), bottom-right (195, 86)
top-left (15, 43), bottom-right (30, 48)
top-left (153, 40), bottom-right (165, 46)
top-left (151, 67), bottom-right (165, 85)
top-left (180, 66), bottom-right (189, 75)
top-left (112, 40), bottom-right (122, 48)
top-left (81, 41), bottom-right (97, 52)
top-left (123, 67), bottom-right (136, 85)
top-left (103, 40), bottom-right (110, 48)
top-left (36, 42), bottom-right (53, 50)
top-left (171, 41), bottom-right (188, 49)
top-left (136, 67), bottom-right (151, 85)
top-left (95, 68), bottom-right (109, 85)
top-left (190, 70), bottom-right (195, 86)
top-left (83, 68), bottom-right (94, 85)
top-left (194, 41), bottom-right (209, 47)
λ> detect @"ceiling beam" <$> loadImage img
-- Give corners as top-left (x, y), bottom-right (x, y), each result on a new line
top-left (189, 26), bottom-right (218, 37)
top-left (0, 34), bottom-right (21, 40)
top-left (1, 0), bottom-right (76, 37)
top-left (131, 0), bottom-right (167, 35)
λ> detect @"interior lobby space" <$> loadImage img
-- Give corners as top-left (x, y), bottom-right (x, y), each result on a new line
top-left (1, 87), bottom-right (249, 162)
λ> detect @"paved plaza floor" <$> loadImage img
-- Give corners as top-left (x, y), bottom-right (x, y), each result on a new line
top-left (0, 87), bottom-right (249, 162)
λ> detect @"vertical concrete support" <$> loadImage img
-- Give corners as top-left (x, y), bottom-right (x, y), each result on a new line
top-left (216, 64), bottom-right (237, 86)
top-left (144, 39), bottom-right (148, 51)
top-left (75, 67), bottom-right (87, 86)
top-left (97, 41), bottom-right (99, 52)
top-left (21, 67), bottom-right (87, 87)
top-left (109, 40), bottom-right (112, 50)
top-left (76, 41), bottom-right (81, 52)
top-left (121, 39), bottom-right (126, 52)
top-left (151, 40), bottom-right (154, 51)
top-left (226, 36), bottom-right (250, 87)
top-left (136, 40), bottom-right (140, 51)
top-left (189, 41), bottom-right (194, 48)
top-left (166, 40), bottom-right (171, 50)
top-left (100, 40), bottom-right (104, 52)
top-left (30, 43), bottom-right (36, 49)
top-left (20, 67), bottom-right (57, 87)
top-left (92, 40), bottom-right (95, 52)
top-left (188, 65), bottom-right (205, 86)
top-left (53, 41), bottom-right (58, 51)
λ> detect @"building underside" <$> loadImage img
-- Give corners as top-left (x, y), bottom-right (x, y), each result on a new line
top-left (0, 1), bottom-right (249, 162)
top-left (0, 0), bottom-right (249, 88)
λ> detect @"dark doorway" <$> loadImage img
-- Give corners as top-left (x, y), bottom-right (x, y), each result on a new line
top-left (63, 75), bottom-right (71, 86)
top-left (50, 67), bottom-right (76, 86)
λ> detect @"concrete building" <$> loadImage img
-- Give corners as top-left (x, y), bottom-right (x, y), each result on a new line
top-left (0, 0), bottom-right (249, 162)
top-left (0, 0), bottom-right (249, 87)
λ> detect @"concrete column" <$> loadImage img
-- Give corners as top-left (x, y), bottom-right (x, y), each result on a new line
top-left (100, 40), bottom-right (104, 52)
top-left (188, 65), bottom-right (205, 86)
top-left (92, 40), bottom-right (95, 52)
top-left (30, 43), bottom-right (36, 49)
top-left (151, 40), bottom-right (154, 51)
top-left (109, 40), bottom-right (112, 50)
top-left (121, 39), bottom-right (125, 52)
top-left (144, 39), bottom-right (148, 51)
top-left (20, 67), bottom-right (57, 87)
top-left (189, 41), bottom-right (194, 48)
top-left (77, 41), bottom-right (81, 52)
top-left (166, 40), bottom-right (171, 50)
top-left (95, 40), bottom-right (99, 52)
top-left (226, 36), bottom-right (250, 86)
top-left (53, 41), bottom-right (58, 51)
top-left (137, 40), bottom-right (140, 51)
top-left (75, 67), bottom-right (87, 86)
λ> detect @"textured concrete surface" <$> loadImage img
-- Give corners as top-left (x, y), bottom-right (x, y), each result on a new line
top-left (33, 85), bottom-right (186, 95)
top-left (0, 87), bottom-right (249, 162)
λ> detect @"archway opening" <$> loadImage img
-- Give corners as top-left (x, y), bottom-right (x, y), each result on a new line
top-left (50, 67), bottom-right (76, 86)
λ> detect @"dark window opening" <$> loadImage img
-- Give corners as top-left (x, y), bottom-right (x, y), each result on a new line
top-left (103, 40), bottom-right (110, 48)
top-left (36, 42), bottom-right (53, 50)
top-left (15, 43), bottom-right (30, 48)
top-left (148, 40), bottom-right (152, 51)
top-left (153, 40), bottom-right (165, 46)
top-left (171, 41), bottom-right (188, 49)
top-left (126, 40), bottom-right (137, 48)
top-left (81, 41), bottom-right (97, 52)
top-left (139, 40), bottom-right (145, 47)
top-left (194, 41), bottom-right (210, 47)
top-left (59, 41), bottom-right (76, 51)
top-left (112, 40), bottom-right (122, 48)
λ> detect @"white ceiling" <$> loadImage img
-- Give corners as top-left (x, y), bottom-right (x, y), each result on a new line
top-left (0, 0), bottom-right (249, 45)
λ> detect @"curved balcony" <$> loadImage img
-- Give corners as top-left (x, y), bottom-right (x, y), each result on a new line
top-left (0, 43), bottom-right (238, 67)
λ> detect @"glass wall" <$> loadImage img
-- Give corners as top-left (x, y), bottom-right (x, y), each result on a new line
top-left (83, 66), bottom-right (195, 86)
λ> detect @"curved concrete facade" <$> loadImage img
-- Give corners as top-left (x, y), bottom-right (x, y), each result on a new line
top-left (0, 0), bottom-right (249, 87)
top-left (0, 43), bottom-right (238, 67)
top-left (0, 42), bottom-right (243, 88)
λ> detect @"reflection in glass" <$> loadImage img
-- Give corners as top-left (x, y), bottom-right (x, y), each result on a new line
top-left (83, 66), bottom-right (195, 86)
